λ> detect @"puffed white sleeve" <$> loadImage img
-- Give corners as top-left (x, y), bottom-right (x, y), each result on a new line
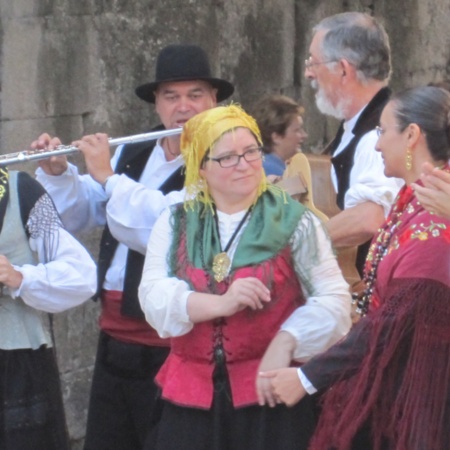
top-left (280, 210), bottom-right (352, 362)
top-left (138, 207), bottom-right (194, 338)
top-left (106, 174), bottom-right (186, 255)
top-left (344, 130), bottom-right (404, 216)
top-left (35, 163), bottom-right (108, 233)
top-left (10, 194), bottom-right (97, 313)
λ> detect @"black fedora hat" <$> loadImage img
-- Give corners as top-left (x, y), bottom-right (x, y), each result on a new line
top-left (135, 44), bottom-right (234, 104)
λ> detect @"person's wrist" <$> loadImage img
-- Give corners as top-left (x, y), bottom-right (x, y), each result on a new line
top-left (101, 174), bottom-right (113, 190)
top-left (9, 270), bottom-right (23, 289)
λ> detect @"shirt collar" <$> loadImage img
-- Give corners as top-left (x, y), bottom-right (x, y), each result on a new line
top-left (343, 105), bottom-right (366, 134)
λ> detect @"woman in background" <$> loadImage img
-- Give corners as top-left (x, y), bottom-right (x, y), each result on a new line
top-left (252, 95), bottom-right (307, 176)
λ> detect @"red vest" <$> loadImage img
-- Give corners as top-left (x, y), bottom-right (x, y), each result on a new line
top-left (155, 237), bottom-right (305, 409)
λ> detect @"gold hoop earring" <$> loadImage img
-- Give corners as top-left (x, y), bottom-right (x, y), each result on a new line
top-left (406, 148), bottom-right (412, 171)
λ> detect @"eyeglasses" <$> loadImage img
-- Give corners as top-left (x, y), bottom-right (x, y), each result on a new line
top-left (375, 126), bottom-right (385, 137)
top-left (304, 57), bottom-right (338, 69)
top-left (375, 125), bottom-right (405, 137)
top-left (206, 147), bottom-right (263, 168)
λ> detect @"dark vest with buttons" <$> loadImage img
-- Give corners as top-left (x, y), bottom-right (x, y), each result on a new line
top-left (325, 87), bottom-right (391, 275)
top-left (96, 133), bottom-right (185, 319)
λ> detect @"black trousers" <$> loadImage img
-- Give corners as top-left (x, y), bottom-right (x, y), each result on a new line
top-left (0, 346), bottom-right (69, 450)
top-left (83, 332), bottom-right (169, 450)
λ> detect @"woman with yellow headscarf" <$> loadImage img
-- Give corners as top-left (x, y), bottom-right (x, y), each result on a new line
top-left (139, 105), bottom-right (351, 450)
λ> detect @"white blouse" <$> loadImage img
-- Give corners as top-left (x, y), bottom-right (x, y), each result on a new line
top-left (139, 207), bottom-right (352, 363)
top-left (10, 206), bottom-right (97, 314)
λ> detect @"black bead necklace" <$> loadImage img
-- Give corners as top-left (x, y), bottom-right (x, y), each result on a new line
top-left (211, 206), bottom-right (253, 282)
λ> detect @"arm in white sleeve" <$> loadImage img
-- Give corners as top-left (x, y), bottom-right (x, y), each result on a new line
top-left (106, 174), bottom-right (186, 254)
top-left (280, 211), bottom-right (352, 362)
top-left (10, 203), bottom-right (97, 313)
top-left (297, 368), bottom-right (318, 395)
top-left (138, 207), bottom-right (194, 338)
top-left (344, 130), bottom-right (404, 216)
top-left (35, 162), bottom-right (108, 233)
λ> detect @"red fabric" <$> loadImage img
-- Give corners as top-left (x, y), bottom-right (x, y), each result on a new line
top-left (99, 290), bottom-right (169, 347)
top-left (155, 245), bottom-right (306, 409)
top-left (308, 183), bottom-right (450, 450)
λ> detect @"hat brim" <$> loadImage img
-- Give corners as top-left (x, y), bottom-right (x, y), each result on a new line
top-left (135, 77), bottom-right (234, 104)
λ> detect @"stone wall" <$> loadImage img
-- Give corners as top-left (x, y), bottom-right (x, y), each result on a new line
top-left (1, 0), bottom-right (449, 447)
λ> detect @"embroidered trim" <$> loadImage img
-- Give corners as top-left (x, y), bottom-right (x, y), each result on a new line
top-left (27, 193), bottom-right (63, 263)
top-left (0, 168), bottom-right (8, 201)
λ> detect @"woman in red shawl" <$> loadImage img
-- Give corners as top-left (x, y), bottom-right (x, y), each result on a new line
top-left (262, 85), bottom-right (450, 450)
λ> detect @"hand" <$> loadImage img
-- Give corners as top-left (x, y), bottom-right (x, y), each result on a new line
top-left (220, 277), bottom-right (271, 317)
top-left (72, 133), bottom-right (114, 185)
top-left (411, 162), bottom-right (450, 219)
top-left (259, 367), bottom-right (307, 407)
top-left (186, 278), bottom-right (270, 324)
top-left (256, 331), bottom-right (296, 407)
top-left (31, 133), bottom-right (68, 176)
top-left (0, 255), bottom-right (23, 289)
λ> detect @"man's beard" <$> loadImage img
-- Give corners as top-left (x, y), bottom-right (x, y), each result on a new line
top-left (311, 80), bottom-right (346, 120)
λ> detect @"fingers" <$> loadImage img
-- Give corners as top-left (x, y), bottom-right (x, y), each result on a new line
top-left (31, 133), bottom-right (62, 150)
top-left (229, 277), bottom-right (271, 310)
top-left (38, 154), bottom-right (69, 176)
top-left (412, 179), bottom-right (450, 218)
top-left (239, 277), bottom-right (271, 302)
top-left (71, 133), bottom-right (114, 184)
top-left (239, 284), bottom-right (269, 310)
top-left (72, 133), bottom-right (109, 152)
top-left (259, 368), bottom-right (306, 407)
top-left (258, 370), bottom-right (278, 378)
top-left (422, 172), bottom-right (450, 193)
top-left (412, 183), bottom-right (433, 203)
top-left (420, 161), bottom-right (435, 176)
top-left (418, 162), bottom-right (450, 192)
top-left (432, 168), bottom-right (450, 184)
top-left (0, 255), bottom-right (23, 289)
top-left (258, 371), bottom-right (280, 407)
top-left (256, 375), bottom-right (279, 407)
top-left (220, 278), bottom-right (271, 317)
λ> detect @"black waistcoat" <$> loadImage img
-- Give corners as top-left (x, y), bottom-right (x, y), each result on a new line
top-left (326, 87), bottom-right (391, 276)
top-left (96, 137), bottom-right (185, 319)
top-left (329, 87), bottom-right (391, 209)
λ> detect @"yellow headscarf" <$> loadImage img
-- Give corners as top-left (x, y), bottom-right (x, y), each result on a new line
top-left (181, 104), bottom-right (268, 209)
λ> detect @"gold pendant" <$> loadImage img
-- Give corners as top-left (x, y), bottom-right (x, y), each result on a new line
top-left (212, 252), bottom-right (231, 282)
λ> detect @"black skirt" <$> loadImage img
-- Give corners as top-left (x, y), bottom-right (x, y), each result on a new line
top-left (150, 360), bottom-right (317, 450)
top-left (0, 346), bottom-right (70, 450)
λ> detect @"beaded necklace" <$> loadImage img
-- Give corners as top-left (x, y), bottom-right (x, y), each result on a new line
top-left (353, 185), bottom-right (415, 316)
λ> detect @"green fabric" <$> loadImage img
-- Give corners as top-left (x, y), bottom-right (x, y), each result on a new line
top-left (173, 189), bottom-right (306, 271)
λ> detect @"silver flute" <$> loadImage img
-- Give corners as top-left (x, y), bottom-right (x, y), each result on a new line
top-left (0, 128), bottom-right (183, 167)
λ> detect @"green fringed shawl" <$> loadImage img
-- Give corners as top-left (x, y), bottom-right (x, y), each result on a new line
top-left (169, 189), bottom-right (306, 274)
